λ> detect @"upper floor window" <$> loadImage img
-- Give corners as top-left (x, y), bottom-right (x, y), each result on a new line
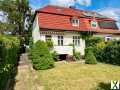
top-left (45, 35), bottom-right (52, 41)
top-left (73, 36), bottom-right (80, 46)
top-left (98, 21), bottom-right (118, 29)
top-left (91, 20), bottom-right (98, 28)
top-left (58, 36), bottom-right (63, 46)
top-left (71, 17), bottom-right (79, 26)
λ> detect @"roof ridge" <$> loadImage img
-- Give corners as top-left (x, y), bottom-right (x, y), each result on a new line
top-left (37, 5), bottom-right (94, 13)
top-left (36, 5), bottom-right (115, 21)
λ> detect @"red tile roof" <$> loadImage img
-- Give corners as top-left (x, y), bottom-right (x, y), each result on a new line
top-left (36, 5), bottom-right (120, 34)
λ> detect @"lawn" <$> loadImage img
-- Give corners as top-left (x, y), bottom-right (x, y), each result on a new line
top-left (36, 61), bottom-right (120, 90)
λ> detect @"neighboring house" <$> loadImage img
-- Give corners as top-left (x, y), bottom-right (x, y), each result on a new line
top-left (32, 5), bottom-right (120, 60)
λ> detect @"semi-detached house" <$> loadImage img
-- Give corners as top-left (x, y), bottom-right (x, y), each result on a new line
top-left (32, 5), bottom-right (120, 60)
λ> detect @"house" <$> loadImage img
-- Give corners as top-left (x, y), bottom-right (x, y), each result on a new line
top-left (32, 5), bottom-right (120, 60)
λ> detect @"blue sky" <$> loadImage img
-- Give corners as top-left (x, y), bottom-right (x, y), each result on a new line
top-left (29, 0), bottom-right (120, 27)
top-left (29, 0), bottom-right (120, 10)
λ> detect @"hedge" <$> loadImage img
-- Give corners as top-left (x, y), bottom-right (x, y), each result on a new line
top-left (0, 35), bottom-right (20, 89)
top-left (85, 47), bottom-right (97, 64)
top-left (95, 41), bottom-right (120, 65)
top-left (29, 40), bottom-right (54, 70)
top-left (86, 37), bottom-right (120, 65)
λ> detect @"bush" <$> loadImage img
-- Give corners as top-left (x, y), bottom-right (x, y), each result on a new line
top-left (74, 52), bottom-right (81, 61)
top-left (30, 40), bottom-right (54, 70)
top-left (46, 40), bottom-right (53, 49)
top-left (29, 37), bottom-right (33, 49)
top-left (86, 37), bottom-right (104, 47)
top-left (85, 47), bottom-right (97, 64)
top-left (86, 36), bottom-right (120, 65)
top-left (0, 35), bottom-right (20, 89)
top-left (51, 51), bottom-right (59, 61)
top-left (96, 41), bottom-right (120, 65)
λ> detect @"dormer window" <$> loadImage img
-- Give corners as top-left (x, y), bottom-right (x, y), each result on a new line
top-left (91, 20), bottom-right (98, 28)
top-left (71, 17), bottom-right (79, 26)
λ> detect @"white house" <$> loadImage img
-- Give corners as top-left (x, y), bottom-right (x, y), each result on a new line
top-left (32, 5), bottom-right (120, 60)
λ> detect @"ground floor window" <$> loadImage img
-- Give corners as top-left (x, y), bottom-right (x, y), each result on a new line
top-left (73, 36), bottom-right (80, 46)
top-left (58, 36), bottom-right (63, 46)
top-left (105, 36), bottom-right (111, 41)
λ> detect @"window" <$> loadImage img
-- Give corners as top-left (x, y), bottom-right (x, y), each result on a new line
top-left (45, 35), bottom-right (51, 41)
top-left (98, 21), bottom-right (118, 29)
top-left (91, 20), bottom-right (98, 28)
top-left (105, 36), bottom-right (111, 42)
top-left (73, 36), bottom-right (80, 46)
top-left (71, 18), bottom-right (79, 26)
top-left (58, 36), bottom-right (63, 46)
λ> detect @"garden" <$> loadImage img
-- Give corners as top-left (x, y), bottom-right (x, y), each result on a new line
top-left (27, 36), bottom-right (120, 90)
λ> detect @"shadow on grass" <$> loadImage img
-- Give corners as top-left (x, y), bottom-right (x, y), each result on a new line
top-left (95, 82), bottom-right (111, 90)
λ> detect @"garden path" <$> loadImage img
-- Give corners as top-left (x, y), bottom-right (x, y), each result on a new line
top-left (9, 53), bottom-right (43, 90)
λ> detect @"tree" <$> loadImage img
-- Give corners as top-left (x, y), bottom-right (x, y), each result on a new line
top-left (0, 0), bottom-right (30, 35)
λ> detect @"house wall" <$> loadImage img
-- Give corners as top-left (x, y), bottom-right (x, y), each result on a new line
top-left (94, 33), bottom-right (120, 40)
top-left (32, 15), bottom-right (85, 56)
top-left (40, 32), bottom-right (85, 55)
top-left (32, 15), bottom-right (41, 43)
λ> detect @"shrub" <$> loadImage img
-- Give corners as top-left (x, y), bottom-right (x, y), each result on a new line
top-left (85, 47), bottom-right (97, 64)
top-left (46, 40), bottom-right (53, 49)
top-left (86, 37), bottom-right (104, 47)
top-left (51, 51), bottom-right (59, 61)
top-left (29, 37), bottom-right (33, 49)
top-left (94, 40), bottom-right (120, 65)
top-left (74, 52), bottom-right (81, 61)
top-left (30, 40), bottom-right (54, 70)
top-left (0, 35), bottom-right (20, 89)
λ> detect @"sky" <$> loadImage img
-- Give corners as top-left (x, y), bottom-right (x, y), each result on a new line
top-left (29, 0), bottom-right (120, 28)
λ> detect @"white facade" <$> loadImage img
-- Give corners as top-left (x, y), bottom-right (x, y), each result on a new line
top-left (32, 16), bottom-right (41, 43)
top-left (40, 32), bottom-right (85, 55)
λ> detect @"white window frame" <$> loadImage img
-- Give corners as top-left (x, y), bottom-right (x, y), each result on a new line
top-left (73, 36), bottom-right (80, 46)
top-left (71, 18), bottom-right (79, 26)
top-left (105, 36), bottom-right (111, 42)
top-left (91, 20), bottom-right (98, 28)
top-left (58, 36), bottom-right (63, 46)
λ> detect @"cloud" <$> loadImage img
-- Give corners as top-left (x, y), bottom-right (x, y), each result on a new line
top-left (49, 0), bottom-right (91, 7)
top-left (77, 0), bottom-right (91, 6)
top-left (49, 0), bottom-right (75, 7)
top-left (97, 8), bottom-right (120, 28)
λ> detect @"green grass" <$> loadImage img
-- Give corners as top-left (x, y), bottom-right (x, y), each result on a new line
top-left (36, 61), bottom-right (120, 90)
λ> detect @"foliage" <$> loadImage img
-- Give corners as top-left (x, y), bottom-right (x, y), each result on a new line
top-left (51, 51), bottom-right (59, 61)
top-left (85, 36), bottom-right (120, 65)
top-left (29, 40), bottom-right (54, 70)
top-left (80, 31), bottom-right (93, 40)
top-left (29, 37), bottom-right (33, 49)
top-left (72, 44), bottom-right (81, 61)
top-left (46, 40), bottom-right (53, 49)
top-left (0, 35), bottom-right (20, 89)
top-left (74, 52), bottom-right (81, 61)
top-left (95, 40), bottom-right (120, 65)
top-left (85, 47), bottom-right (97, 64)
top-left (0, 0), bottom-right (30, 35)
top-left (86, 37), bottom-right (104, 47)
